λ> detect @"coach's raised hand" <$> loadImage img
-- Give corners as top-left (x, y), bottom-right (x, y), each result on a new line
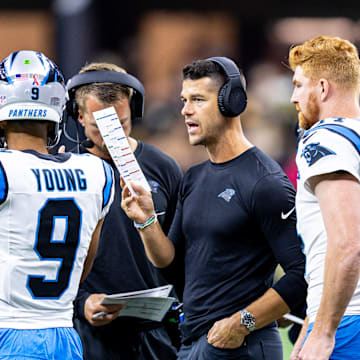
top-left (120, 176), bottom-right (175, 268)
top-left (120, 177), bottom-right (155, 224)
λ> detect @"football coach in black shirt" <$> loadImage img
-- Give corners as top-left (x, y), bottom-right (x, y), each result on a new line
top-left (67, 62), bottom-right (182, 359)
top-left (121, 57), bottom-right (307, 359)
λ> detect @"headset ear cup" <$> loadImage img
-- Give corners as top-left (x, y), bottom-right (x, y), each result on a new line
top-left (207, 56), bottom-right (247, 117)
top-left (72, 101), bottom-right (78, 120)
top-left (218, 84), bottom-right (230, 116)
top-left (130, 97), bottom-right (137, 121)
top-left (218, 83), bottom-right (247, 117)
top-left (66, 94), bottom-right (78, 121)
top-left (228, 86), bottom-right (247, 116)
top-left (239, 88), bottom-right (247, 114)
top-left (131, 90), bottom-right (144, 119)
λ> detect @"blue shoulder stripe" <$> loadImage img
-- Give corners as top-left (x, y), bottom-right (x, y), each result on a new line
top-left (0, 161), bottom-right (8, 205)
top-left (102, 160), bottom-right (113, 209)
top-left (305, 124), bottom-right (360, 155)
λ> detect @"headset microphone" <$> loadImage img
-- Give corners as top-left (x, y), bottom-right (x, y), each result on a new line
top-left (81, 139), bottom-right (95, 148)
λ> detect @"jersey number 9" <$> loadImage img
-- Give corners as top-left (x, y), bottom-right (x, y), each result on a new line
top-left (27, 199), bottom-right (81, 299)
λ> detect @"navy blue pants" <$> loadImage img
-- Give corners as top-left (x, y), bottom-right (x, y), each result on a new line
top-left (178, 324), bottom-right (282, 360)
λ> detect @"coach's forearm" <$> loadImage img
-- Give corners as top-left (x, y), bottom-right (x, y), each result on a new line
top-left (137, 221), bottom-right (175, 268)
top-left (240, 288), bottom-right (290, 330)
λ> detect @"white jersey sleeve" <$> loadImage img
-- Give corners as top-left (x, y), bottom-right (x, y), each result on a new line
top-left (297, 119), bottom-right (360, 193)
top-left (0, 150), bottom-right (114, 329)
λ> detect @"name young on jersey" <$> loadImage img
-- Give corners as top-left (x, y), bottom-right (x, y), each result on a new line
top-left (31, 168), bottom-right (87, 192)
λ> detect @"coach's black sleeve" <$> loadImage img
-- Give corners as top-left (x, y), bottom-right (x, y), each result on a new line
top-left (252, 173), bottom-right (307, 311)
top-left (157, 198), bottom-right (186, 300)
top-left (73, 286), bottom-right (91, 321)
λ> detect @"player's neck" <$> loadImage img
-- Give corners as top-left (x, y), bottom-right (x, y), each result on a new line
top-left (128, 137), bottom-right (138, 152)
top-left (207, 119), bottom-right (253, 163)
top-left (320, 94), bottom-right (360, 120)
top-left (6, 132), bottom-right (48, 154)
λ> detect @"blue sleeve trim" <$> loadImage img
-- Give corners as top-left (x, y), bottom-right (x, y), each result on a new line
top-left (305, 124), bottom-right (360, 155)
top-left (0, 161), bottom-right (8, 205)
top-left (101, 160), bottom-right (113, 209)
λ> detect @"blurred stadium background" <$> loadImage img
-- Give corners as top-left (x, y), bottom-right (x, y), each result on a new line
top-left (2, 0), bottom-right (360, 357)
top-left (3, 0), bottom-right (360, 177)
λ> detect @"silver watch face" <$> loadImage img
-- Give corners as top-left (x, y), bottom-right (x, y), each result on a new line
top-left (240, 310), bottom-right (255, 331)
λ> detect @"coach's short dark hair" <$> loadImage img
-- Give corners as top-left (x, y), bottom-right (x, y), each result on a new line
top-left (182, 60), bottom-right (226, 86)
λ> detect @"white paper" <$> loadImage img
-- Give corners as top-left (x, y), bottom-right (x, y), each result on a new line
top-left (98, 285), bottom-right (175, 322)
top-left (93, 106), bottom-right (151, 194)
top-left (103, 284), bottom-right (173, 300)
top-left (283, 313), bottom-right (305, 325)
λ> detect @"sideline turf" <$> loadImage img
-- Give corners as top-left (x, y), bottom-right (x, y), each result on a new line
top-left (279, 327), bottom-right (294, 360)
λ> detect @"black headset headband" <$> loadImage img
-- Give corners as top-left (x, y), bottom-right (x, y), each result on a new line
top-left (66, 70), bottom-right (145, 119)
top-left (207, 56), bottom-right (245, 90)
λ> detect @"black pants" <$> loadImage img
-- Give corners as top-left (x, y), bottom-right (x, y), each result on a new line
top-left (178, 323), bottom-right (282, 360)
top-left (74, 318), bottom-right (177, 360)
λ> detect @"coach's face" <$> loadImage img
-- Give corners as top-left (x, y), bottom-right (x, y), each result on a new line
top-left (78, 94), bottom-right (132, 159)
top-left (181, 77), bottom-right (225, 147)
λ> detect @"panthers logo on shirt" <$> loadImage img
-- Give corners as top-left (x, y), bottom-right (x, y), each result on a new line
top-left (301, 142), bottom-right (335, 166)
top-left (148, 180), bottom-right (160, 193)
top-left (218, 188), bottom-right (236, 202)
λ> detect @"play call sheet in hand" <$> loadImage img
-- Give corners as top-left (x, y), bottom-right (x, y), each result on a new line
top-left (93, 106), bottom-right (151, 195)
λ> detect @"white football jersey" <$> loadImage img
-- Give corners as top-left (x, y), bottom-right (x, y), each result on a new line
top-left (0, 150), bottom-right (114, 329)
top-left (296, 117), bottom-right (360, 323)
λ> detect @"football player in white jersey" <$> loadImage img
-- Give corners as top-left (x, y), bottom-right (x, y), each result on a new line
top-left (0, 50), bottom-right (118, 359)
top-left (289, 36), bottom-right (360, 360)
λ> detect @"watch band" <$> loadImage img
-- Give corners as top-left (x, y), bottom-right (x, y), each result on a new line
top-left (240, 309), bottom-right (256, 332)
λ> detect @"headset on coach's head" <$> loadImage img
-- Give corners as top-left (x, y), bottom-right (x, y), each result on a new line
top-left (64, 58), bottom-right (245, 131)
top-left (65, 70), bottom-right (145, 121)
top-left (62, 71), bottom-right (145, 147)
top-left (206, 56), bottom-right (247, 117)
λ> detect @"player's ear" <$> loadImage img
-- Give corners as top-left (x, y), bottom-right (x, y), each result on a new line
top-left (319, 78), bottom-right (330, 102)
top-left (78, 110), bottom-right (85, 127)
top-left (0, 121), bottom-right (7, 129)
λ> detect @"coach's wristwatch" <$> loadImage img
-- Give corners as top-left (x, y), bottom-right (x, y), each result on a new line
top-left (239, 309), bottom-right (256, 332)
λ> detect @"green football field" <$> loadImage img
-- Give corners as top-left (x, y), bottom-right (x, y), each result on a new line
top-left (279, 327), bottom-right (294, 360)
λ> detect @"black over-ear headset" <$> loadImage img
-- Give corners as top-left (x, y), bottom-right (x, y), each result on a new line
top-left (66, 70), bottom-right (145, 121)
top-left (206, 57), bottom-right (247, 117)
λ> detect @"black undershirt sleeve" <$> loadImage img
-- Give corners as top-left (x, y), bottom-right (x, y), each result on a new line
top-left (73, 287), bottom-right (91, 320)
top-left (252, 174), bottom-right (307, 311)
top-left (158, 198), bottom-right (186, 300)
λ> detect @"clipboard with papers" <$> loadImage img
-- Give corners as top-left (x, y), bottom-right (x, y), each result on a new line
top-left (94, 285), bottom-right (176, 322)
